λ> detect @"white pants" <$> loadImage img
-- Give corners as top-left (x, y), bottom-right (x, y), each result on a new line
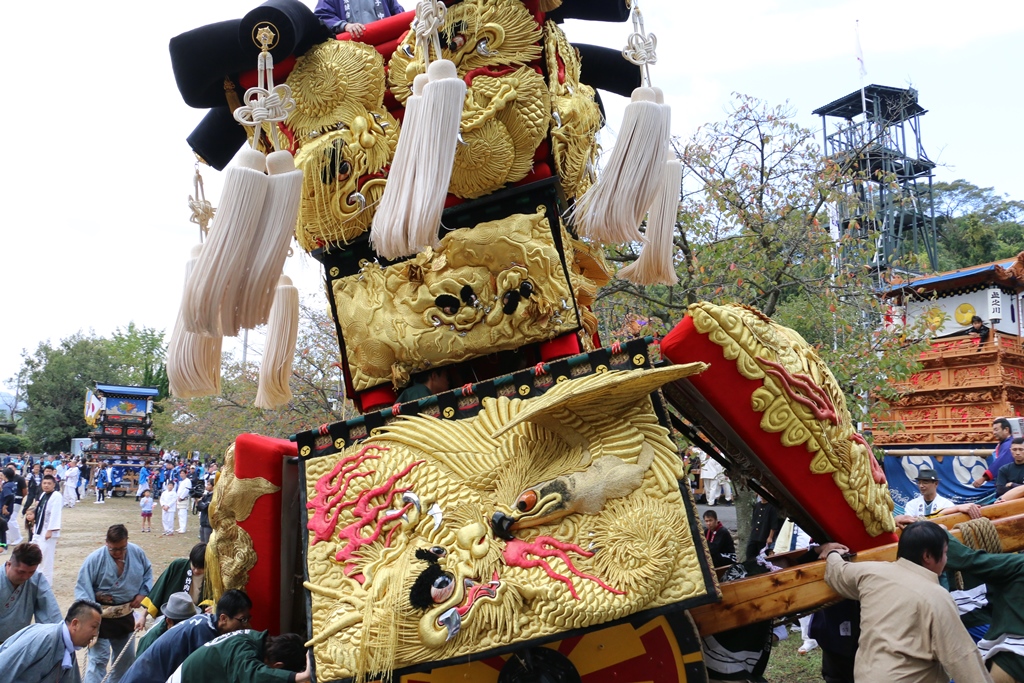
top-left (32, 535), bottom-right (57, 584)
top-left (703, 475), bottom-right (733, 504)
top-left (177, 503), bottom-right (188, 533)
top-left (162, 508), bottom-right (175, 534)
top-left (63, 483), bottom-right (77, 507)
top-left (7, 503), bottom-right (23, 545)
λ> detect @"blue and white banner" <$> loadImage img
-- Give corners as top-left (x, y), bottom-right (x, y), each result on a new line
top-left (884, 454), bottom-right (998, 514)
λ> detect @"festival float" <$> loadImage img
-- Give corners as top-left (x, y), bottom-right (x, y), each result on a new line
top-left (82, 383), bottom-right (161, 495)
top-left (163, 2), bottom-right (1024, 681)
top-left (870, 255), bottom-right (1024, 510)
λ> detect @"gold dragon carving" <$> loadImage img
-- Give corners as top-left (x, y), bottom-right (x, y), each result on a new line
top-left (205, 444), bottom-right (282, 598)
top-left (301, 364), bottom-right (712, 682)
top-left (387, 0), bottom-right (550, 199)
top-left (543, 20), bottom-right (601, 200)
top-left (285, 40), bottom-right (400, 250)
top-left (688, 302), bottom-right (895, 537)
top-left (333, 207), bottom-right (580, 391)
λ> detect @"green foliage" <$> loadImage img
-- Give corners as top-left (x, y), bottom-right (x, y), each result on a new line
top-left (152, 302), bottom-right (356, 457)
top-left (11, 324), bottom-right (167, 453)
top-left (18, 333), bottom-right (121, 452)
top-left (596, 93), bottom-right (930, 429)
top-left (0, 432), bottom-right (31, 454)
top-left (928, 179), bottom-right (1024, 270)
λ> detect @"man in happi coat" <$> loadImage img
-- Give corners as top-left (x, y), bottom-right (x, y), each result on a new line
top-left (0, 599), bottom-right (102, 683)
top-left (169, 630), bottom-right (311, 683)
top-left (142, 543), bottom-right (208, 619)
top-left (134, 591), bottom-right (200, 658)
top-left (122, 589), bottom-right (253, 683)
top-left (0, 542), bottom-right (61, 643)
top-left (33, 474), bottom-right (63, 584)
top-left (74, 524), bottom-right (153, 683)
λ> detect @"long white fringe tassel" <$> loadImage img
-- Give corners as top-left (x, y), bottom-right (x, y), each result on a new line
top-left (168, 244), bottom-right (223, 397)
top-left (237, 150), bottom-right (303, 329)
top-left (255, 275), bottom-right (299, 409)
top-left (370, 73), bottom-right (428, 259)
top-left (572, 1), bottom-right (669, 245)
top-left (182, 146), bottom-right (269, 337)
top-left (408, 58), bottom-right (466, 253)
top-left (617, 156), bottom-right (681, 286)
top-left (370, 0), bottom-right (465, 259)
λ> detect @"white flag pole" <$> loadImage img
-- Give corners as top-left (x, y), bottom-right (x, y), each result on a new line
top-left (856, 20), bottom-right (868, 118)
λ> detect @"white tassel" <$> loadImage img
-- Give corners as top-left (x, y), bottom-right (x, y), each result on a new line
top-left (237, 150), bottom-right (303, 329)
top-left (168, 244), bottom-right (223, 398)
top-left (407, 59), bottom-right (466, 253)
top-left (574, 85), bottom-right (670, 243)
top-left (370, 73), bottom-right (429, 259)
top-left (255, 275), bottom-right (299, 409)
top-left (182, 146), bottom-right (269, 337)
top-left (617, 157), bottom-right (681, 286)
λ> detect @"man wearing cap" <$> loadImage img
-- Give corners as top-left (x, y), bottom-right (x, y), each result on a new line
top-left (120, 589), bottom-right (253, 683)
top-left (135, 592), bottom-right (198, 657)
top-left (904, 468), bottom-right (954, 518)
top-left (0, 542), bottom-right (61, 643)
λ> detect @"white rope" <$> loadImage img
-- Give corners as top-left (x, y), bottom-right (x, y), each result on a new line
top-left (97, 629), bottom-right (138, 683)
top-left (621, 3), bottom-right (657, 86)
top-left (233, 51), bottom-right (296, 152)
top-left (414, 0), bottom-right (446, 67)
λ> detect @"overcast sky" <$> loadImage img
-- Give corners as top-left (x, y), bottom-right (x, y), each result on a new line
top-left (2, 0), bottom-right (1022, 393)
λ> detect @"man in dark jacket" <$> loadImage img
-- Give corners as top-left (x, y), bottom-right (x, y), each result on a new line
top-left (314, 0), bottom-right (404, 38)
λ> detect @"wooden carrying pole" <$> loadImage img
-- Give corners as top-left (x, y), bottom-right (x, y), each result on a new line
top-left (690, 499), bottom-right (1024, 636)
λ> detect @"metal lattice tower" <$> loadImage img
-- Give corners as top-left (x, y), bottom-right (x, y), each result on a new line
top-left (813, 85), bottom-right (939, 274)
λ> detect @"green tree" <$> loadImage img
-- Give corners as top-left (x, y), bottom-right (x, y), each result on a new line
top-left (153, 302), bottom-right (356, 457)
top-left (19, 334), bottom-right (120, 452)
top-left (0, 433), bottom-right (31, 454)
top-left (927, 179), bottom-right (1023, 270)
top-left (109, 323), bottom-right (169, 398)
top-left (595, 94), bottom-right (930, 555)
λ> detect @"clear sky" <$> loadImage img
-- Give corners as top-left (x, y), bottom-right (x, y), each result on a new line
top-left (2, 0), bottom-right (1022, 393)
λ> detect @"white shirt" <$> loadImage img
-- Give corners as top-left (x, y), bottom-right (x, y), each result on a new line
top-left (176, 478), bottom-right (192, 503)
top-left (160, 489), bottom-right (176, 510)
top-left (904, 494), bottom-right (954, 517)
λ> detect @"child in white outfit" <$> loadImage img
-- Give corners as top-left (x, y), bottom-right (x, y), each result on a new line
top-left (159, 481), bottom-right (176, 536)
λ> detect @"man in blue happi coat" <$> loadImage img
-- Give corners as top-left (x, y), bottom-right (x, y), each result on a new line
top-left (0, 599), bottom-right (102, 683)
top-left (0, 542), bottom-right (61, 643)
top-left (75, 524), bottom-right (153, 683)
top-left (313, 0), bottom-right (404, 38)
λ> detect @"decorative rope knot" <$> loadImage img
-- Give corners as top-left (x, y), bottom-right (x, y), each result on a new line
top-left (460, 383), bottom-right (474, 396)
top-left (414, 0), bottom-right (446, 39)
top-left (533, 362), bottom-right (547, 376)
top-left (391, 402), bottom-right (401, 416)
top-left (318, 424), bottom-right (330, 436)
top-left (414, 0), bottom-right (447, 64)
top-left (621, 2), bottom-right (657, 85)
top-left (611, 341), bottom-right (623, 354)
top-left (232, 51), bottom-right (296, 150)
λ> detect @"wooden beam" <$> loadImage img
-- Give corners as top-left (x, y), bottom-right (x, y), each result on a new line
top-left (690, 510), bottom-right (1024, 636)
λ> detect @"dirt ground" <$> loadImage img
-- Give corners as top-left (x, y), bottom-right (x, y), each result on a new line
top-left (32, 488), bottom-right (203, 671)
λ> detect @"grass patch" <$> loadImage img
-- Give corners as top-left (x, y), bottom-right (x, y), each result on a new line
top-left (764, 627), bottom-right (822, 682)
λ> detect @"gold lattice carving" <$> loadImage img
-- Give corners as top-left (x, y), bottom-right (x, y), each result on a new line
top-left (949, 405), bottom-right (995, 420)
top-left (286, 40), bottom-right (400, 250)
top-left (333, 208), bottom-right (580, 391)
top-left (911, 370), bottom-right (943, 389)
top-left (301, 365), bottom-right (711, 682)
top-left (897, 408), bottom-right (939, 424)
top-left (952, 366), bottom-right (991, 387)
top-left (543, 21), bottom-right (601, 199)
top-left (387, 0), bottom-right (549, 198)
top-left (688, 302), bottom-right (895, 537)
top-left (206, 444), bottom-right (281, 598)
